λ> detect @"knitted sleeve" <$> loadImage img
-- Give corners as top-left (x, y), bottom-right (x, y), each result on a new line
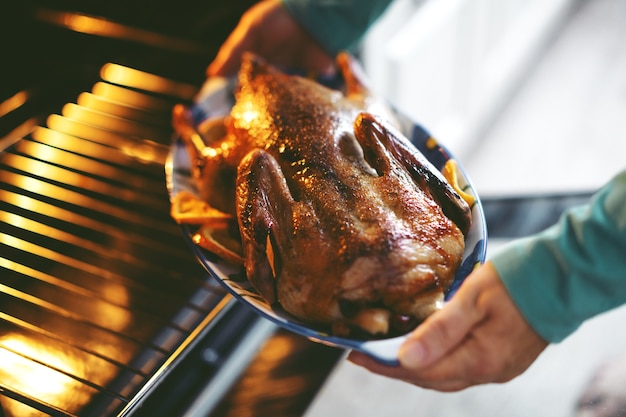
top-left (281, 0), bottom-right (394, 55)
top-left (491, 170), bottom-right (626, 342)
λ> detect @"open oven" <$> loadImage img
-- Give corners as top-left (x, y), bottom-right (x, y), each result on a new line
top-left (0, 2), bottom-right (344, 416)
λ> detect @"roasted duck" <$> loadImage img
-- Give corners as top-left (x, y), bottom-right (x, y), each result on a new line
top-left (172, 53), bottom-right (472, 338)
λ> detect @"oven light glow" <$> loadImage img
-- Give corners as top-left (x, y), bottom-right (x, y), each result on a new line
top-left (0, 90), bottom-right (29, 118)
top-left (100, 63), bottom-right (196, 99)
top-left (0, 334), bottom-right (87, 416)
top-left (63, 14), bottom-right (103, 34)
top-left (0, 335), bottom-right (80, 395)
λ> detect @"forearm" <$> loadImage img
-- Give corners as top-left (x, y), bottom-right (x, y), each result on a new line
top-left (281, 0), bottom-right (394, 55)
top-left (492, 170), bottom-right (626, 342)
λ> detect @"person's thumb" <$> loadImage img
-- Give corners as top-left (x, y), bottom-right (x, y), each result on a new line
top-left (398, 281), bottom-right (482, 369)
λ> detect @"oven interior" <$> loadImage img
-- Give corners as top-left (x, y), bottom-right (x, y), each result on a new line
top-left (0, 2), bottom-right (345, 416)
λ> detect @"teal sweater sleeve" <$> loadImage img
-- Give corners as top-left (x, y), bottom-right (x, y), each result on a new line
top-left (491, 170), bottom-right (626, 343)
top-left (281, 0), bottom-right (394, 55)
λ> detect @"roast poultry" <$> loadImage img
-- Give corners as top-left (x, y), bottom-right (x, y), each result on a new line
top-left (172, 52), bottom-right (472, 338)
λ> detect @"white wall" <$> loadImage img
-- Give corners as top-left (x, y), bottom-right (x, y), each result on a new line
top-left (361, 0), bottom-right (581, 159)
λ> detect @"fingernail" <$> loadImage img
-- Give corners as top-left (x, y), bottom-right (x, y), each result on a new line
top-left (399, 340), bottom-right (426, 368)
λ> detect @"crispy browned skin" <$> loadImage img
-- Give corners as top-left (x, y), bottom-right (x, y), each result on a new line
top-left (222, 53), bottom-right (471, 337)
top-left (174, 53), bottom-right (472, 336)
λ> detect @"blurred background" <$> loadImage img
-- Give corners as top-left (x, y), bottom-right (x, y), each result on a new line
top-left (361, 0), bottom-right (626, 196)
top-left (306, 0), bottom-right (626, 416)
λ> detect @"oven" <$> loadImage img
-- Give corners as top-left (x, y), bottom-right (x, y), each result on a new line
top-left (0, 2), bottom-right (344, 416)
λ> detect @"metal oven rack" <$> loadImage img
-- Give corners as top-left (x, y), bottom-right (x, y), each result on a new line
top-left (0, 57), bottom-right (279, 416)
top-left (0, 4), bottom-right (345, 416)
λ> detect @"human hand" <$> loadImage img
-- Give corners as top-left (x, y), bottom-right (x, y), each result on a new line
top-left (207, 0), bottom-right (335, 77)
top-left (348, 262), bottom-right (548, 392)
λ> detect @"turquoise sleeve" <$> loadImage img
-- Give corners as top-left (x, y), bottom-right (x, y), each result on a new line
top-left (281, 0), bottom-right (394, 55)
top-left (491, 170), bottom-right (626, 343)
